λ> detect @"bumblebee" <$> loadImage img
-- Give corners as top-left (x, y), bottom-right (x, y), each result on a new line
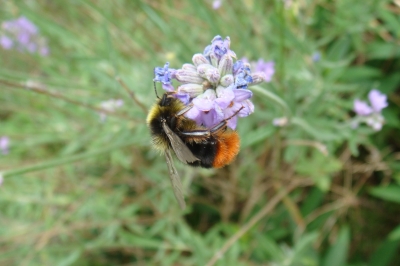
top-left (147, 84), bottom-right (241, 209)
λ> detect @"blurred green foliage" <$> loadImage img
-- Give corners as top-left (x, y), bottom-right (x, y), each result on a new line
top-left (1, 0), bottom-right (400, 265)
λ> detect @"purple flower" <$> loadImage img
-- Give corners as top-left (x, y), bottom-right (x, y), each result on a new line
top-left (215, 86), bottom-right (253, 129)
top-left (15, 16), bottom-right (38, 35)
top-left (154, 62), bottom-right (176, 91)
top-left (234, 65), bottom-right (253, 89)
top-left (186, 89), bottom-right (224, 128)
top-left (353, 90), bottom-right (388, 116)
top-left (368, 89), bottom-right (388, 112)
top-left (0, 35), bottom-right (13, 49)
top-left (40, 46), bottom-right (49, 56)
top-left (1, 16), bottom-right (49, 56)
top-left (353, 89), bottom-right (388, 131)
top-left (353, 99), bottom-right (373, 116)
top-left (254, 59), bottom-right (275, 82)
top-left (212, 0), bottom-right (222, 9)
top-left (203, 35), bottom-right (236, 65)
top-left (0, 136), bottom-right (10, 155)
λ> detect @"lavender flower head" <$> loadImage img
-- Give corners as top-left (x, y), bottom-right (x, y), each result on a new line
top-left (153, 36), bottom-right (268, 129)
top-left (1, 16), bottom-right (49, 56)
top-left (353, 89), bottom-right (388, 131)
top-left (0, 136), bottom-right (10, 155)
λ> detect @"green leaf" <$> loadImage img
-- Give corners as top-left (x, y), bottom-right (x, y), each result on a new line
top-left (339, 66), bottom-right (382, 82)
top-left (292, 232), bottom-right (320, 266)
top-left (369, 185), bottom-right (400, 204)
top-left (388, 224), bottom-right (400, 241)
top-left (255, 234), bottom-right (285, 262)
top-left (241, 126), bottom-right (275, 148)
top-left (252, 85), bottom-right (292, 117)
top-left (57, 250), bottom-right (81, 266)
top-left (295, 152), bottom-right (342, 191)
top-left (322, 227), bottom-right (350, 266)
top-left (366, 41), bottom-right (400, 60)
top-left (368, 238), bottom-right (400, 266)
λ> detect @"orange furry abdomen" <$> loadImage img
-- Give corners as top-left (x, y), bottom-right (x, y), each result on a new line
top-left (212, 131), bottom-right (240, 168)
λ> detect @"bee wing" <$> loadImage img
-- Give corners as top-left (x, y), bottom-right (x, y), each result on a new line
top-left (162, 121), bottom-right (199, 164)
top-left (164, 148), bottom-right (186, 210)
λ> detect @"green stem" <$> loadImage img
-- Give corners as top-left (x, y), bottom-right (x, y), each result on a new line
top-left (252, 85), bottom-right (292, 117)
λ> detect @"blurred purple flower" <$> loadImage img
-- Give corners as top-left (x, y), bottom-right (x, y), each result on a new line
top-left (368, 89), bottom-right (388, 112)
top-left (0, 136), bottom-right (10, 155)
top-left (212, 0), bottom-right (222, 9)
top-left (0, 35), bottom-right (13, 49)
top-left (254, 59), bottom-right (275, 82)
top-left (99, 99), bottom-right (124, 122)
top-left (353, 99), bottom-right (372, 116)
top-left (312, 52), bottom-right (321, 62)
top-left (353, 89), bottom-right (388, 131)
top-left (40, 46), bottom-right (49, 56)
top-left (1, 16), bottom-right (49, 56)
top-left (354, 90), bottom-right (387, 116)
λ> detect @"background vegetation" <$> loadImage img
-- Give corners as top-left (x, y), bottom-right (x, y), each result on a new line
top-left (1, 0), bottom-right (400, 265)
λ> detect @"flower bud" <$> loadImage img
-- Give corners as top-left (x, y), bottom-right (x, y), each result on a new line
top-left (248, 72), bottom-right (265, 85)
top-left (192, 53), bottom-right (209, 67)
top-left (205, 68), bottom-right (220, 84)
top-left (177, 84), bottom-right (205, 98)
top-left (175, 69), bottom-right (204, 84)
top-left (220, 74), bottom-right (234, 87)
top-left (218, 54), bottom-right (233, 77)
top-left (197, 64), bottom-right (218, 79)
top-left (182, 63), bottom-right (197, 71)
top-left (209, 53), bottom-right (219, 67)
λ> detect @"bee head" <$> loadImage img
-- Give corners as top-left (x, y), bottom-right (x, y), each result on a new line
top-left (159, 93), bottom-right (175, 107)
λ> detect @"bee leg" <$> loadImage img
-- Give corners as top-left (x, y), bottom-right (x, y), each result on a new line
top-left (180, 106), bottom-right (244, 137)
top-left (176, 104), bottom-right (194, 117)
top-left (210, 106), bottom-right (245, 134)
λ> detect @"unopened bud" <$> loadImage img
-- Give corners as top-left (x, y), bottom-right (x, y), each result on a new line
top-left (248, 72), bottom-right (265, 85)
top-left (175, 69), bottom-right (204, 84)
top-left (205, 68), bottom-right (220, 84)
top-left (182, 64), bottom-right (197, 71)
top-left (177, 84), bottom-right (204, 98)
top-left (220, 74), bottom-right (234, 87)
top-left (197, 64), bottom-right (217, 78)
top-left (210, 53), bottom-right (219, 68)
top-left (218, 54), bottom-right (233, 77)
top-left (192, 53), bottom-right (209, 67)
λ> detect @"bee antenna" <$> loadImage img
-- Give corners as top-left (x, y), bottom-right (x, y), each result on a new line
top-left (226, 106), bottom-right (245, 121)
top-left (153, 81), bottom-right (160, 99)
